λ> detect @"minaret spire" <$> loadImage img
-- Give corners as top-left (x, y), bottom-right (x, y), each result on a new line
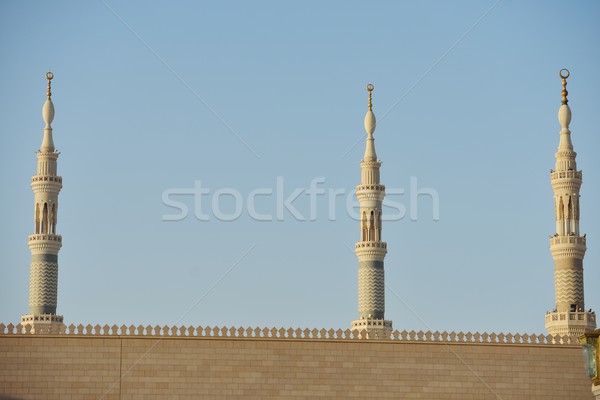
top-left (545, 69), bottom-right (596, 336)
top-left (351, 84), bottom-right (392, 337)
top-left (21, 72), bottom-right (64, 332)
top-left (41, 72), bottom-right (56, 152)
top-left (363, 84), bottom-right (377, 161)
top-left (560, 68), bottom-right (569, 105)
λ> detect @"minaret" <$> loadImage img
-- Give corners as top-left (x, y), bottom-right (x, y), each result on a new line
top-left (545, 69), bottom-right (596, 336)
top-left (351, 84), bottom-right (392, 337)
top-left (21, 72), bottom-right (65, 331)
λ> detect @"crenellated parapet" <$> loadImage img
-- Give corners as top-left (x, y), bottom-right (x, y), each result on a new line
top-left (0, 322), bottom-right (584, 346)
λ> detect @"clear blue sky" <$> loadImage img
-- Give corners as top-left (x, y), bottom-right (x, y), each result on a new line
top-left (1, 1), bottom-right (599, 334)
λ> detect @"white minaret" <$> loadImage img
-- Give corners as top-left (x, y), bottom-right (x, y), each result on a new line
top-left (351, 84), bottom-right (392, 337)
top-left (21, 72), bottom-right (65, 331)
top-left (545, 69), bottom-right (596, 336)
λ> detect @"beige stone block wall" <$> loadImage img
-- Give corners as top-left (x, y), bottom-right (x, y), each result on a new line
top-left (0, 334), bottom-right (594, 399)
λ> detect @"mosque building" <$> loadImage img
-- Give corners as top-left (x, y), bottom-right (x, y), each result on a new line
top-left (1, 71), bottom-right (598, 399)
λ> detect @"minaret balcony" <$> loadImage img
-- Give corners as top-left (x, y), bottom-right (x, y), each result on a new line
top-left (351, 318), bottom-right (393, 339)
top-left (549, 235), bottom-right (586, 246)
top-left (549, 236), bottom-right (586, 260)
top-left (28, 234), bottom-right (62, 243)
top-left (21, 314), bottom-right (64, 325)
top-left (28, 234), bottom-right (62, 254)
top-left (550, 170), bottom-right (582, 180)
top-left (545, 310), bottom-right (596, 336)
top-left (355, 241), bottom-right (387, 260)
top-left (31, 175), bottom-right (63, 193)
top-left (356, 185), bottom-right (385, 203)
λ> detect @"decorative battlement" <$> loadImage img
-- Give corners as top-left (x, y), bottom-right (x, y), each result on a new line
top-left (36, 150), bottom-right (60, 159)
top-left (28, 234), bottom-right (62, 253)
top-left (20, 314), bottom-right (64, 325)
top-left (545, 310), bottom-right (596, 336)
top-left (555, 150), bottom-right (577, 159)
top-left (0, 323), bottom-right (582, 345)
top-left (355, 241), bottom-right (387, 250)
top-left (20, 314), bottom-right (64, 335)
top-left (351, 318), bottom-right (392, 339)
top-left (28, 234), bottom-right (62, 244)
top-left (356, 187), bottom-right (385, 203)
top-left (360, 160), bottom-right (381, 168)
top-left (31, 175), bottom-right (62, 183)
top-left (31, 175), bottom-right (62, 194)
top-left (355, 241), bottom-right (387, 260)
top-left (356, 184), bottom-right (385, 192)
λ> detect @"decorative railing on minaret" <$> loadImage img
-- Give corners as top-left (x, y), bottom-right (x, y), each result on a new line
top-left (351, 84), bottom-right (392, 337)
top-left (21, 72), bottom-right (64, 331)
top-left (545, 69), bottom-right (596, 336)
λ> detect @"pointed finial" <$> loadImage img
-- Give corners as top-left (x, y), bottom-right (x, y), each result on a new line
top-left (364, 84), bottom-right (376, 138)
top-left (46, 71), bottom-right (54, 99)
top-left (557, 69), bottom-right (572, 132)
top-left (559, 69), bottom-right (569, 105)
top-left (363, 83), bottom-right (377, 160)
top-left (42, 72), bottom-right (56, 134)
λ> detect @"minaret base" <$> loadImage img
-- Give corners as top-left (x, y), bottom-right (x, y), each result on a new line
top-left (545, 310), bottom-right (596, 336)
top-left (21, 314), bottom-right (64, 334)
top-left (351, 318), bottom-right (392, 339)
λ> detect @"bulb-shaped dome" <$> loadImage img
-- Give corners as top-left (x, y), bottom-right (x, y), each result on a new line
top-left (42, 98), bottom-right (55, 128)
top-left (364, 109), bottom-right (376, 137)
top-left (558, 104), bottom-right (571, 129)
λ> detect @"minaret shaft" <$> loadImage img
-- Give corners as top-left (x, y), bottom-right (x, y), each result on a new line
top-left (351, 84), bottom-right (392, 337)
top-left (21, 72), bottom-right (64, 331)
top-left (545, 70), bottom-right (596, 336)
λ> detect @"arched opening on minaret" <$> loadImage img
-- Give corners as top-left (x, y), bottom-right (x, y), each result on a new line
top-left (41, 203), bottom-right (48, 234)
top-left (567, 196), bottom-right (574, 234)
top-left (361, 211), bottom-right (367, 241)
top-left (377, 211), bottom-right (382, 241)
top-left (559, 196), bottom-right (564, 219)
top-left (35, 203), bottom-right (40, 234)
top-left (369, 210), bottom-right (375, 241)
top-left (51, 203), bottom-right (56, 234)
top-left (574, 198), bottom-right (580, 235)
top-left (558, 197), bottom-right (565, 235)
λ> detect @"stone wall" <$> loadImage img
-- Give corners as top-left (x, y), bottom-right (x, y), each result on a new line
top-left (0, 324), bottom-right (594, 399)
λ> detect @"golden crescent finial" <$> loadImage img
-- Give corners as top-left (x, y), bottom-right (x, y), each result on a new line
top-left (45, 71), bottom-right (54, 99)
top-left (559, 69), bottom-right (569, 105)
top-left (367, 83), bottom-right (374, 110)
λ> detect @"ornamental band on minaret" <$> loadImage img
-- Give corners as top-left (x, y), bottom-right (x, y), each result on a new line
top-left (351, 84), bottom-right (392, 337)
top-left (21, 72), bottom-right (65, 331)
top-left (545, 69), bottom-right (596, 336)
